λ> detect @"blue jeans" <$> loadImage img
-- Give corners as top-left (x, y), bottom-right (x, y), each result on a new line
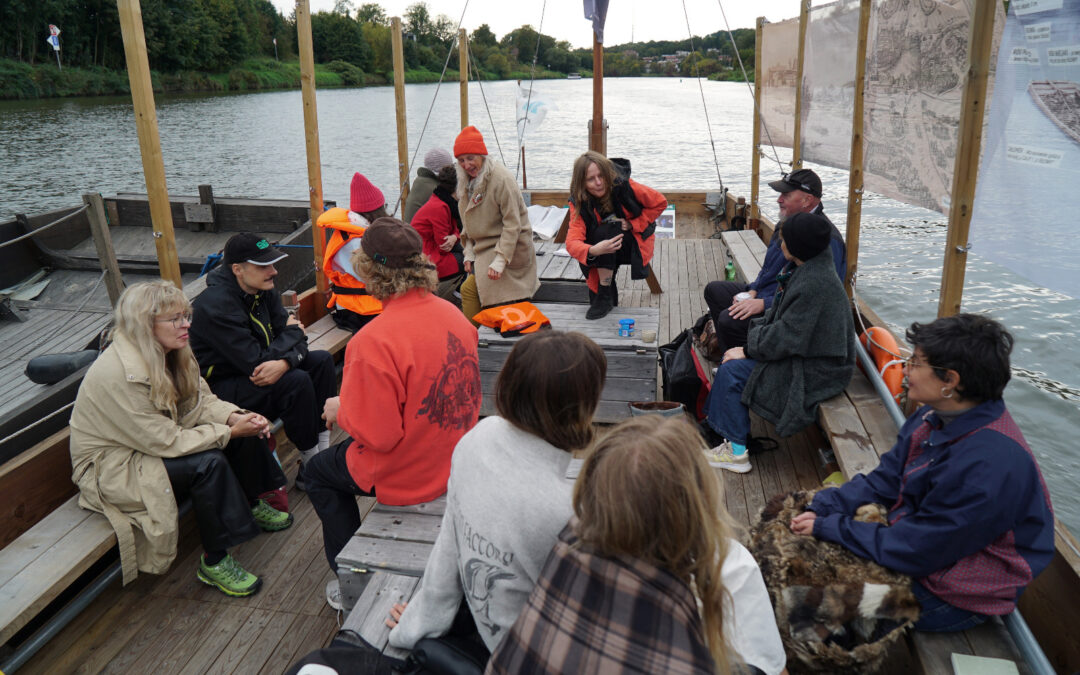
top-left (912, 581), bottom-right (990, 632)
top-left (705, 358), bottom-right (757, 445)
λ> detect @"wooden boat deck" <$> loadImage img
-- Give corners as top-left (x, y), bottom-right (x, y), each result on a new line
top-left (14, 239), bottom-right (841, 673)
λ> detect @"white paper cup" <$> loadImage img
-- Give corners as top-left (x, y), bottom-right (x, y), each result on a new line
top-left (641, 329), bottom-right (657, 343)
top-left (734, 292), bottom-right (751, 302)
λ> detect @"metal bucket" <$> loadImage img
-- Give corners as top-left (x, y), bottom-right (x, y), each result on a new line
top-left (628, 401), bottom-right (686, 418)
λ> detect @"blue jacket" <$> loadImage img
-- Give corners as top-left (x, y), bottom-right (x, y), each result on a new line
top-left (809, 399), bottom-right (1055, 614)
top-left (747, 206), bottom-right (846, 309)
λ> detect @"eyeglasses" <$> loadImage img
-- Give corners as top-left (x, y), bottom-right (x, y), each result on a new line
top-left (903, 355), bottom-right (947, 372)
top-left (156, 312), bottom-right (193, 328)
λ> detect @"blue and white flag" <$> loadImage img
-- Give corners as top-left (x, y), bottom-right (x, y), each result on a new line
top-left (516, 85), bottom-right (554, 144)
top-left (583, 0), bottom-right (609, 43)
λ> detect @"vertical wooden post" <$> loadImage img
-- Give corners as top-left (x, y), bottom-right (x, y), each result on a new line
top-left (750, 17), bottom-right (765, 227)
top-left (843, 0), bottom-right (871, 298)
top-left (83, 193), bottom-right (126, 306)
top-left (938, 1), bottom-right (996, 318)
top-left (392, 17), bottom-right (410, 206)
top-left (589, 32), bottom-right (605, 154)
top-left (459, 29), bottom-right (469, 129)
top-left (792, 0), bottom-right (809, 170)
top-left (198, 184), bottom-right (217, 232)
top-left (115, 0), bottom-right (182, 288)
top-left (295, 0), bottom-right (328, 295)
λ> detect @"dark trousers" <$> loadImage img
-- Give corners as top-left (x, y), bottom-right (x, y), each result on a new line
top-left (703, 280), bottom-right (755, 353)
top-left (304, 439), bottom-right (374, 570)
top-left (162, 436), bottom-right (285, 555)
top-left (207, 349), bottom-right (336, 451)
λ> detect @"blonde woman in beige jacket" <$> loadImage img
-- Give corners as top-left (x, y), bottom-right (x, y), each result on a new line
top-left (69, 281), bottom-right (292, 597)
top-left (453, 126), bottom-right (540, 323)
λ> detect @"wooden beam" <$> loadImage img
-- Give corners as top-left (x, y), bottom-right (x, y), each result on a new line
top-left (115, 0), bottom-right (182, 289)
top-left (82, 193), bottom-right (126, 306)
top-left (295, 0), bottom-right (328, 296)
top-left (937, 1), bottom-right (996, 318)
top-left (844, 0), bottom-right (871, 299)
top-left (590, 32), bottom-right (605, 154)
top-left (750, 17), bottom-right (764, 227)
top-left (792, 0), bottom-right (809, 170)
top-left (391, 17), bottom-right (410, 207)
top-left (459, 29), bottom-right (468, 129)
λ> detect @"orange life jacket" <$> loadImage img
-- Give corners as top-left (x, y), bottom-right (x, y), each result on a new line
top-left (473, 302), bottom-right (551, 336)
top-left (317, 207), bottom-right (383, 316)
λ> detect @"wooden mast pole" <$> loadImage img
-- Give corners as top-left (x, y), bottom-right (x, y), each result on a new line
top-left (590, 32), bottom-right (605, 154)
top-left (295, 0), bottom-right (327, 295)
top-left (459, 29), bottom-right (469, 129)
top-left (938, 1), bottom-right (996, 318)
top-left (115, 0), bottom-right (181, 288)
top-left (750, 17), bottom-right (764, 228)
top-left (792, 0), bottom-right (809, 170)
top-left (843, 0), bottom-right (871, 298)
top-left (392, 17), bottom-right (410, 206)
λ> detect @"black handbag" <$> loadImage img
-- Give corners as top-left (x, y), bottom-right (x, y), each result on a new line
top-left (401, 636), bottom-right (489, 675)
top-left (659, 327), bottom-right (710, 420)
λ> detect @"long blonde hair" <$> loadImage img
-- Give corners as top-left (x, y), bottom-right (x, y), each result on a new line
top-left (111, 280), bottom-right (201, 418)
top-left (573, 416), bottom-right (735, 672)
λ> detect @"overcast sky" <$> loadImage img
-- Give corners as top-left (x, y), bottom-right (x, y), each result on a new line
top-left (272, 1), bottom-right (808, 49)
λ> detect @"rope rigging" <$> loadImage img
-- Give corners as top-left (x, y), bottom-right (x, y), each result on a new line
top-left (713, 0), bottom-right (787, 176)
top-left (680, 0), bottom-right (726, 194)
top-left (515, 0), bottom-right (549, 182)
top-left (390, 0), bottom-right (473, 218)
top-left (0, 204), bottom-right (90, 250)
top-left (467, 45), bottom-right (508, 167)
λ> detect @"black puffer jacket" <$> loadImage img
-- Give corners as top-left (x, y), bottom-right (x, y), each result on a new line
top-left (189, 264), bottom-right (308, 380)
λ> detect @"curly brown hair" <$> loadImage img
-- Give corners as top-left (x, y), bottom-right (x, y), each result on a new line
top-left (350, 248), bottom-right (438, 300)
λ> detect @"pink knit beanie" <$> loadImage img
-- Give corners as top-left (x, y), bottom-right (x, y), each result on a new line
top-left (350, 172), bottom-right (385, 214)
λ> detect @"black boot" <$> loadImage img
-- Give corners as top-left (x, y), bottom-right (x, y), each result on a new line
top-left (587, 283), bottom-right (615, 320)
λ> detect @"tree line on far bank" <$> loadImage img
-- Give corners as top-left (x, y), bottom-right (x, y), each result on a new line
top-left (0, 0), bottom-right (756, 98)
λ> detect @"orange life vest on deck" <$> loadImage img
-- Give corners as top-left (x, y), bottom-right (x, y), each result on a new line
top-left (473, 302), bottom-right (551, 336)
top-left (317, 207), bottom-right (383, 316)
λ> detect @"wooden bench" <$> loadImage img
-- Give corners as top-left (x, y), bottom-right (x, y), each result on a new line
top-left (0, 312), bottom-right (351, 672)
top-left (476, 302), bottom-right (659, 423)
top-left (337, 497), bottom-right (445, 662)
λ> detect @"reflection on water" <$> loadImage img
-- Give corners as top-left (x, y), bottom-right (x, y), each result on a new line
top-left (1, 79), bottom-right (1077, 531)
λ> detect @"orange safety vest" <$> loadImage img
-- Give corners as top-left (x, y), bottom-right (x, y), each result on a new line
top-left (317, 207), bottom-right (383, 316)
top-left (473, 302), bottom-right (551, 336)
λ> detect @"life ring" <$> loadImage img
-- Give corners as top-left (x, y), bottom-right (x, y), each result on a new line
top-left (859, 327), bottom-right (905, 405)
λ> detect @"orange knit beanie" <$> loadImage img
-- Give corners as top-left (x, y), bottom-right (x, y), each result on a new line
top-left (454, 126), bottom-right (488, 157)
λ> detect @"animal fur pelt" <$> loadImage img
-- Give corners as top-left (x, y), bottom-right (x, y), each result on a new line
top-left (748, 489), bottom-right (920, 674)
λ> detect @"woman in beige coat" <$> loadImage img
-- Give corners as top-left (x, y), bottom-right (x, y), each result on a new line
top-left (69, 281), bottom-right (292, 597)
top-left (453, 125), bottom-right (540, 323)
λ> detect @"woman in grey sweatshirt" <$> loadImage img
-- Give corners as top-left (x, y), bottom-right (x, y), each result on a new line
top-left (388, 330), bottom-right (607, 653)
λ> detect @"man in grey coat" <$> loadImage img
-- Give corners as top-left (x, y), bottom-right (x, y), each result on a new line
top-left (703, 211), bottom-right (855, 474)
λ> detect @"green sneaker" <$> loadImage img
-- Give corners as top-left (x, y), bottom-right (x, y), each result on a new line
top-left (197, 554), bottom-right (262, 597)
top-left (251, 498), bottom-right (293, 531)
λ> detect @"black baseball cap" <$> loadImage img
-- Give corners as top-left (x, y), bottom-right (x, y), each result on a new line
top-left (768, 168), bottom-right (823, 198)
top-left (223, 233), bottom-right (288, 266)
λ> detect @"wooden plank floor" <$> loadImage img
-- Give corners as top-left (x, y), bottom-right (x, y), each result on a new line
top-left (17, 449), bottom-right (343, 675)
top-left (14, 238), bottom-right (836, 672)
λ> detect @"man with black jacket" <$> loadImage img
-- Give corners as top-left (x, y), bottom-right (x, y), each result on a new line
top-left (190, 233), bottom-right (335, 478)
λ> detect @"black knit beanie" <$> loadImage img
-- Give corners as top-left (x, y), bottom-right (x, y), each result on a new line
top-left (781, 212), bottom-right (831, 262)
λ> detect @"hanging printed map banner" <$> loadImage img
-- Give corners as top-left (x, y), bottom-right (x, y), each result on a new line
top-left (800, 0), bottom-right (861, 170)
top-left (758, 17), bottom-right (799, 151)
top-left (860, 0), bottom-right (1004, 215)
top-left (969, 0), bottom-right (1080, 299)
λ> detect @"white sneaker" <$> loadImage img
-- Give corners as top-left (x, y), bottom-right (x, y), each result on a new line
top-left (704, 442), bottom-right (752, 473)
top-left (326, 578), bottom-right (343, 611)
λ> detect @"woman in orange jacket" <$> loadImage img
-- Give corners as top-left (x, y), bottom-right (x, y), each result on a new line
top-left (565, 151), bottom-right (667, 319)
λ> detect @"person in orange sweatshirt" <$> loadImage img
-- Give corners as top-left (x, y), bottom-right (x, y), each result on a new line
top-left (565, 151), bottom-right (667, 319)
top-left (303, 218), bottom-right (482, 610)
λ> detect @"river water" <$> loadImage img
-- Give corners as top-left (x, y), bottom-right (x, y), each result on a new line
top-left (2, 78), bottom-right (1078, 534)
